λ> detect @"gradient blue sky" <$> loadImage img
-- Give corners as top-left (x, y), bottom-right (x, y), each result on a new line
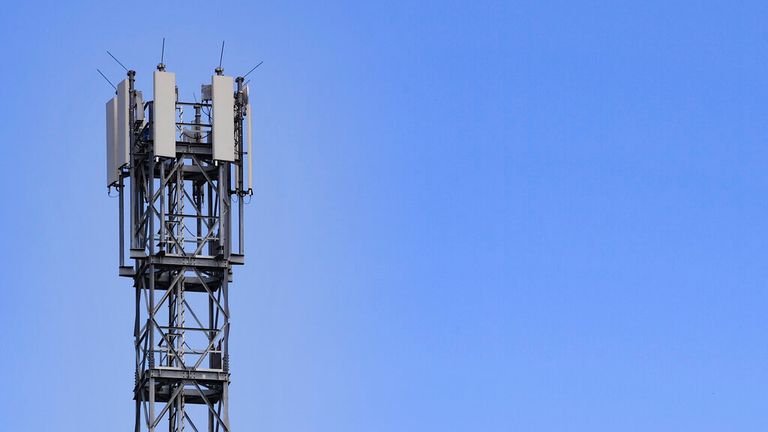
top-left (1, 1), bottom-right (767, 430)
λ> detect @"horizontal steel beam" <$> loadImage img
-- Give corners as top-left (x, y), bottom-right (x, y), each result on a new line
top-left (143, 367), bottom-right (230, 383)
top-left (147, 254), bottom-right (229, 269)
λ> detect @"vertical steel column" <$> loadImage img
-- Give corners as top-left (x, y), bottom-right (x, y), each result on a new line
top-left (235, 77), bottom-right (245, 255)
top-left (119, 177), bottom-right (125, 267)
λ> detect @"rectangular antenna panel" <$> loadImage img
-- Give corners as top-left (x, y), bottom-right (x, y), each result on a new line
top-left (135, 90), bottom-right (145, 124)
top-left (246, 86), bottom-right (253, 191)
top-left (116, 79), bottom-right (130, 167)
top-left (212, 75), bottom-right (235, 161)
top-left (153, 71), bottom-right (177, 158)
top-left (106, 97), bottom-right (117, 186)
top-left (201, 84), bottom-right (212, 101)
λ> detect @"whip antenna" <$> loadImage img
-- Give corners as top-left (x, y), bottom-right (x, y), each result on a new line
top-left (96, 68), bottom-right (117, 91)
top-left (106, 50), bottom-right (129, 72)
top-left (242, 61), bottom-right (263, 78)
top-left (216, 40), bottom-right (225, 73)
top-left (157, 37), bottom-right (167, 70)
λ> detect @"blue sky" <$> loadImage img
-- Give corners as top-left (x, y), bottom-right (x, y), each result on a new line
top-left (1, 1), bottom-right (767, 430)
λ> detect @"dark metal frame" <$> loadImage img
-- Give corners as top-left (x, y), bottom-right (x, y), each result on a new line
top-left (114, 70), bottom-right (249, 432)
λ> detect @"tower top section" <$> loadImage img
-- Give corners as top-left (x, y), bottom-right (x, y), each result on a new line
top-left (105, 66), bottom-right (253, 193)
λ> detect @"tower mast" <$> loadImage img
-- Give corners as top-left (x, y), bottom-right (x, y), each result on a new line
top-left (105, 60), bottom-right (252, 431)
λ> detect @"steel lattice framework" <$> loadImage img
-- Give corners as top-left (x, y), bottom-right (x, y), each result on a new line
top-left (109, 67), bottom-right (251, 432)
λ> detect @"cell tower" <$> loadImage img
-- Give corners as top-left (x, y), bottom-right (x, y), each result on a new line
top-left (105, 53), bottom-right (253, 431)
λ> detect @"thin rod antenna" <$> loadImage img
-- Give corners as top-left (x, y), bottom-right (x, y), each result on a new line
top-left (160, 37), bottom-right (165, 64)
top-left (106, 50), bottom-right (129, 72)
top-left (218, 41), bottom-right (225, 69)
top-left (242, 61), bottom-right (263, 79)
top-left (97, 68), bottom-right (117, 91)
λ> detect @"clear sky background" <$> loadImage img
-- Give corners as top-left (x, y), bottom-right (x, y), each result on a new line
top-left (1, 1), bottom-right (767, 430)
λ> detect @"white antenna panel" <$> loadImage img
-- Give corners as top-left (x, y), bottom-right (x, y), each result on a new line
top-left (212, 75), bottom-right (235, 162)
top-left (153, 71), bottom-right (177, 158)
top-left (246, 85), bottom-right (253, 191)
top-left (116, 79), bottom-right (130, 168)
top-left (135, 90), bottom-right (145, 125)
top-left (106, 97), bottom-right (117, 186)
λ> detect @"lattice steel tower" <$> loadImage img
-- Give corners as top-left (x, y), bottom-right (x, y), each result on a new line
top-left (105, 60), bottom-right (253, 431)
